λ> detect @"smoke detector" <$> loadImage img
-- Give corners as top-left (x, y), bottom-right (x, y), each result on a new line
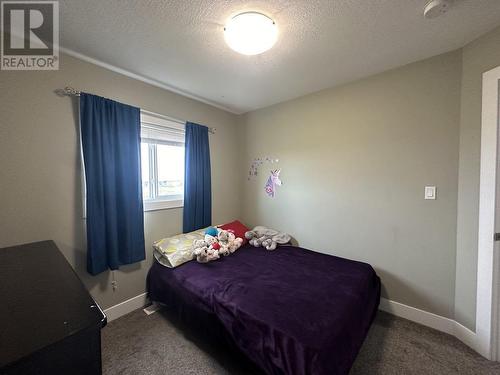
top-left (424, 0), bottom-right (453, 19)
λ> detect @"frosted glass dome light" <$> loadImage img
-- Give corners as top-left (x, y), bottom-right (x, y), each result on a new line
top-left (224, 12), bottom-right (278, 55)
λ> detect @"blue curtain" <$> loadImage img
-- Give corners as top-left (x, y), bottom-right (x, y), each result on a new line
top-left (183, 122), bottom-right (212, 233)
top-left (80, 93), bottom-right (145, 275)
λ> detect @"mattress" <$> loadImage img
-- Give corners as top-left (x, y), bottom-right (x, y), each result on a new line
top-left (147, 244), bottom-right (380, 375)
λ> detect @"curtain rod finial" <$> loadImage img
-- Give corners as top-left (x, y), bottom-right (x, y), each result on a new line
top-left (55, 86), bottom-right (81, 97)
top-left (64, 86), bottom-right (81, 96)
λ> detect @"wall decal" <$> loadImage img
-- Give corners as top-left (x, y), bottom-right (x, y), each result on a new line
top-left (265, 169), bottom-right (282, 197)
top-left (248, 156), bottom-right (279, 180)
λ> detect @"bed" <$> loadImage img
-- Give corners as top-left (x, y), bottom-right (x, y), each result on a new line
top-left (147, 244), bottom-right (380, 375)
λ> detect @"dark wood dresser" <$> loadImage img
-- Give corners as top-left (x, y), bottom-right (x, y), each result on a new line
top-left (0, 241), bottom-right (107, 375)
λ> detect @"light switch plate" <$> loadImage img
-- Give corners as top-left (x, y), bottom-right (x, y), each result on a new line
top-left (425, 186), bottom-right (436, 200)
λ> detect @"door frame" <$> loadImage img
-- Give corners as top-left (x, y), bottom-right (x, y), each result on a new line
top-left (477, 65), bottom-right (500, 360)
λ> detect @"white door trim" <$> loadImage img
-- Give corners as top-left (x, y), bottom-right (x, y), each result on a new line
top-left (477, 65), bottom-right (500, 360)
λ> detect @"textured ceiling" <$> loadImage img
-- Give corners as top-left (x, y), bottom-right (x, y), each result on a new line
top-left (59, 0), bottom-right (500, 113)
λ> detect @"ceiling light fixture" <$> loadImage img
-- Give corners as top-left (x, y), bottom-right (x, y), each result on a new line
top-left (423, 0), bottom-right (453, 19)
top-left (224, 12), bottom-right (278, 56)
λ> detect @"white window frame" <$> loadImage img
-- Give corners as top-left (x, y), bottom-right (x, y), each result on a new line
top-left (140, 111), bottom-right (185, 211)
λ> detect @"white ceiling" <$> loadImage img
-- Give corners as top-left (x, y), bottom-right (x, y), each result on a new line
top-left (60, 0), bottom-right (500, 114)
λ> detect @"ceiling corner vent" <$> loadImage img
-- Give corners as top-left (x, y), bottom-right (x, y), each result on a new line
top-left (424, 0), bottom-right (453, 19)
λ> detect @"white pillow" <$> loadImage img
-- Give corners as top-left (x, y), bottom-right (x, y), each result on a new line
top-left (152, 229), bottom-right (206, 268)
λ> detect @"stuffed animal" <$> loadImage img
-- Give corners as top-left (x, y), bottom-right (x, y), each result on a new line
top-left (217, 229), bottom-right (243, 255)
top-left (229, 236), bottom-right (243, 253)
top-left (193, 238), bottom-right (206, 249)
top-left (205, 227), bottom-right (218, 237)
top-left (192, 239), bottom-right (208, 262)
top-left (245, 226), bottom-right (291, 251)
top-left (206, 247), bottom-right (220, 261)
top-left (192, 238), bottom-right (220, 263)
top-left (193, 246), bottom-right (219, 263)
top-left (204, 234), bottom-right (218, 246)
top-left (218, 229), bottom-right (229, 243)
top-left (192, 228), bottom-right (244, 262)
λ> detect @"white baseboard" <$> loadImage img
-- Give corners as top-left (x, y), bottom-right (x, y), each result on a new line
top-left (103, 293), bottom-right (149, 322)
top-left (380, 298), bottom-right (477, 352)
top-left (379, 298), bottom-right (455, 334)
top-left (454, 320), bottom-right (477, 350)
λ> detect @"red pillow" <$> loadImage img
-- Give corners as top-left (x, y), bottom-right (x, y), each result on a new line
top-left (218, 220), bottom-right (249, 245)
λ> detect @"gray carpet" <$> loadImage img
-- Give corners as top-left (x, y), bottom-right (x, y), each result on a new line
top-left (101, 308), bottom-right (500, 375)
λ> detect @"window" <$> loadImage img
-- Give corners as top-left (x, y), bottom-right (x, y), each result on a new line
top-left (140, 111), bottom-right (185, 211)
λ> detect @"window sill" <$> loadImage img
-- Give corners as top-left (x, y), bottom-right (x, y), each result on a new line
top-left (144, 199), bottom-right (183, 212)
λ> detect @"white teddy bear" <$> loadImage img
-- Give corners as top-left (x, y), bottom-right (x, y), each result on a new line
top-left (245, 226), bottom-right (291, 251)
top-left (192, 228), bottom-right (244, 263)
top-left (204, 234), bottom-right (218, 246)
top-left (227, 231), bottom-right (243, 253)
top-left (216, 230), bottom-right (231, 256)
top-left (193, 238), bottom-right (220, 263)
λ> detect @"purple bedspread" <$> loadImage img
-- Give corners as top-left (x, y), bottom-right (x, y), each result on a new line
top-left (147, 244), bottom-right (380, 375)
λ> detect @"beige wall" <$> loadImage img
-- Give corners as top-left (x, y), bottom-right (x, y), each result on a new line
top-left (0, 54), bottom-right (240, 309)
top-left (239, 51), bottom-right (462, 319)
top-left (455, 25), bottom-right (500, 330)
top-left (1, 25), bottom-right (499, 327)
